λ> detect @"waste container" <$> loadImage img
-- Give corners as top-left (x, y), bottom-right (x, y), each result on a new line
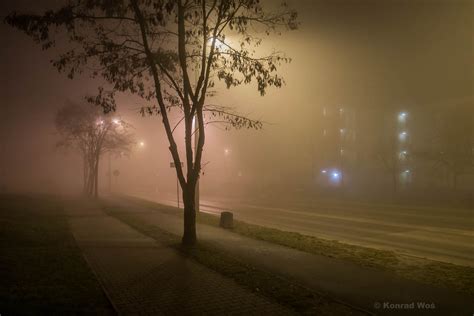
top-left (219, 211), bottom-right (233, 229)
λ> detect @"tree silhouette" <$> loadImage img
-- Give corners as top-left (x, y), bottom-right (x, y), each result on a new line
top-left (55, 101), bottom-right (135, 198)
top-left (7, 0), bottom-right (298, 245)
top-left (420, 103), bottom-right (474, 190)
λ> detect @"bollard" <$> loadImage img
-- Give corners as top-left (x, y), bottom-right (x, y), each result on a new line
top-left (220, 211), bottom-right (233, 229)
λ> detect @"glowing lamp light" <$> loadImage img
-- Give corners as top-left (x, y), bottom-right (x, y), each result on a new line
top-left (208, 37), bottom-right (226, 50)
top-left (399, 131), bottom-right (408, 141)
top-left (405, 170), bottom-right (410, 173)
top-left (398, 112), bottom-right (408, 123)
top-left (321, 169), bottom-right (327, 174)
top-left (139, 141), bottom-right (145, 147)
top-left (224, 148), bottom-right (230, 155)
top-left (332, 172), bottom-right (340, 179)
top-left (112, 118), bottom-right (120, 125)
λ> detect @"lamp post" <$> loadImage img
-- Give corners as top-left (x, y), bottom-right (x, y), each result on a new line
top-left (108, 118), bottom-right (123, 193)
top-left (194, 116), bottom-right (200, 213)
top-left (108, 151), bottom-right (112, 192)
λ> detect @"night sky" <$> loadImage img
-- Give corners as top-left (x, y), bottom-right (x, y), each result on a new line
top-left (0, 0), bottom-right (472, 193)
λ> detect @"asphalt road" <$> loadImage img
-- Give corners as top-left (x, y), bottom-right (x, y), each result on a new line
top-left (132, 192), bottom-right (474, 267)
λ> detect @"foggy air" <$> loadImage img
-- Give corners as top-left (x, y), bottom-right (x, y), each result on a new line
top-left (1, 0), bottom-right (472, 315)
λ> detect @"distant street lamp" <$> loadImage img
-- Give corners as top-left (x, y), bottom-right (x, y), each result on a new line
top-left (398, 112), bottom-right (408, 123)
top-left (399, 131), bottom-right (408, 141)
top-left (193, 115), bottom-right (200, 213)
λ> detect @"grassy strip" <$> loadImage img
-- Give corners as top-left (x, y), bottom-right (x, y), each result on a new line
top-left (102, 202), bottom-right (366, 316)
top-left (0, 194), bottom-right (114, 315)
top-left (122, 195), bottom-right (474, 295)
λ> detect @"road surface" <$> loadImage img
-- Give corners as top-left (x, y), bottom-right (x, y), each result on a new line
top-left (131, 192), bottom-right (474, 267)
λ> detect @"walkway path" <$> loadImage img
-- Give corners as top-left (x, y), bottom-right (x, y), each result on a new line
top-left (64, 199), bottom-right (293, 315)
top-left (107, 196), bottom-right (474, 316)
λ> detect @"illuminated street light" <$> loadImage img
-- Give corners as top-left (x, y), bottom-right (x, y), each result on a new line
top-left (139, 141), bottom-right (145, 148)
top-left (224, 148), bottom-right (230, 155)
top-left (399, 131), bottom-right (408, 141)
top-left (398, 112), bottom-right (407, 123)
top-left (207, 37), bottom-right (227, 50)
top-left (112, 118), bottom-right (120, 125)
top-left (321, 169), bottom-right (327, 174)
top-left (399, 150), bottom-right (408, 159)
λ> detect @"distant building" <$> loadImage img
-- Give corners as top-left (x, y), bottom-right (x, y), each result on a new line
top-left (315, 105), bottom-right (356, 187)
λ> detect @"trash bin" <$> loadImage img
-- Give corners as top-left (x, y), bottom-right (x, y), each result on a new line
top-left (220, 211), bottom-right (233, 229)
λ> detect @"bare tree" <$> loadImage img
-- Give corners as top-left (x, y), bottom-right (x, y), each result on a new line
top-left (419, 103), bottom-right (474, 190)
top-left (6, 0), bottom-right (297, 245)
top-left (55, 101), bottom-right (135, 198)
top-left (373, 110), bottom-right (411, 194)
top-left (374, 135), bottom-right (402, 193)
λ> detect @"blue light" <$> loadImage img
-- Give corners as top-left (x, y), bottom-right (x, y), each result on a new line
top-left (332, 172), bottom-right (340, 179)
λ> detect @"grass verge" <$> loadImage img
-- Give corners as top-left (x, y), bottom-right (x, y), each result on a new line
top-left (121, 195), bottom-right (474, 296)
top-left (102, 202), bottom-right (367, 316)
top-left (0, 194), bottom-right (114, 315)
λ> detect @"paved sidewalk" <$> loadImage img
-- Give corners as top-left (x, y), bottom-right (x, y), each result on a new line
top-left (107, 197), bottom-right (474, 316)
top-left (65, 200), bottom-right (293, 315)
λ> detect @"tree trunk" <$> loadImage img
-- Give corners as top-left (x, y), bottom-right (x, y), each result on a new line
top-left (87, 164), bottom-right (94, 197)
top-left (93, 155), bottom-right (99, 198)
top-left (182, 184), bottom-right (197, 246)
top-left (83, 154), bottom-right (89, 196)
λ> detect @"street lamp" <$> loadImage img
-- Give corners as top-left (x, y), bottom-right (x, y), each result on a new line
top-left (398, 112), bottom-right (408, 123)
top-left (192, 115), bottom-right (200, 213)
top-left (207, 36), bottom-right (227, 50)
top-left (399, 131), bottom-right (408, 141)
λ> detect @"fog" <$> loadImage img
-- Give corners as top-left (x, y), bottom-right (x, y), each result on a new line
top-left (1, 2), bottom-right (474, 314)
top-left (0, 0), bottom-right (472, 206)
